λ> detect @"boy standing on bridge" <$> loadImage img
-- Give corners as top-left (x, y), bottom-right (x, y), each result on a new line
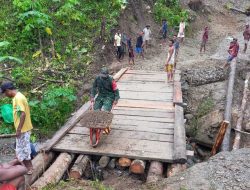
top-left (1, 82), bottom-right (33, 175)
top-left (223, 38), bottom-right (239, 69)
top-left (165, 40), bottom-right (175, 82)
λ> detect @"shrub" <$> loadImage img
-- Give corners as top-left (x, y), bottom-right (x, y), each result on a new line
top-left (29, 87), bottom-right (76, 137)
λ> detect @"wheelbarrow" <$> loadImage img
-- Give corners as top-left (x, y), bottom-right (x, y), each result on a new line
top-left (79, 105), bottom-right (114, 147)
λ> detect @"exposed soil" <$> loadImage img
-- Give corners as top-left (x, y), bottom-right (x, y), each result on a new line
top-left (79, 111), bottom-right (113, 129)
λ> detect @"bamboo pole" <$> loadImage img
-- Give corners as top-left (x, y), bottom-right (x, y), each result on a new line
top-left (232, 73), bottom-right (250, 150)
top-left (221, 59), bottom-right (237, 151)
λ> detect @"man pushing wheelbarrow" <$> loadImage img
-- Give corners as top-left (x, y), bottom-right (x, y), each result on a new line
top-left (83, 67), bottom-right (120, 147)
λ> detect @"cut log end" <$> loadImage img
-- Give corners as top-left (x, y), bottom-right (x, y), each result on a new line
top-left (129, 160), bottom-right (146, 174)
top-left (118, 157), bottom-right (132, 167)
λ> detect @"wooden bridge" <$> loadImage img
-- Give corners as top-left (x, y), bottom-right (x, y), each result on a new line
top-left (42, 68), bottom-right (186, 163)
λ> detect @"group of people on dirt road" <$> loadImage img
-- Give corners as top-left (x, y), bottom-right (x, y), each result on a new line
top-left (114, 25), bottom-right (152, 64)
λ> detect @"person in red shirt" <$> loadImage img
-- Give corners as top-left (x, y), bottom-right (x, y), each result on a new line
top-left (223, 38), bottom-right (239, 68)
top-left (0, 159), bottom-right (27, 190)
top-left (243, 24), bottom-right (250, 53)
top-left (200, 26), bottom-right (208, 53)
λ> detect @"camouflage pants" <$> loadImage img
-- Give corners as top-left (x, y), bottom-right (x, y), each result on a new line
top-left (94, 96), bottom-right (114, 112)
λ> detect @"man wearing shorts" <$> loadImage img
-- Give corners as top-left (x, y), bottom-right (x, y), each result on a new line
top-left (223, 38), bottom-right (239, 68)
top-left (243, 24), bottom-right (250, 53)
top-left (173, 35), bottom-right (180, 69)
top-left (1, 82), bottom-right (33, 175)
top-left (0, 159), bottom-right (27, 190)
top-left (135, 32), bottom-right (144, 59)
top-left (165, 40), bottom-right (175, 82)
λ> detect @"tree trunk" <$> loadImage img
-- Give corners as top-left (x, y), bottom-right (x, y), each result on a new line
top-left (166, 164), bottom-right (187, 177)
top-left (146, 161), bottom-right (163, 184)
top-left (118, 157), bottom-right (132, 167)
top-left (50, 38), bottom-right (56, 58)
top-left (31, 153), bottom-right (74, 189)
top-left (69, 155), bottom-right (90, 179)
top-left (232, 73), bottom-right (250, 150)
top-left (129, 160), bottom-right (146, 174)
top-left (38, 29), bottom-right (45, 61)
top-left (221, 59), bottom-right (237, 151)
top-left (26, 152), bottom-right (55, 186)
top-left (100, 16), bottom-right (106, 41)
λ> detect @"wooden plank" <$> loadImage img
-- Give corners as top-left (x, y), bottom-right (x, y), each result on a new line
top-left (75, 122), bottom-right (174, 134)
top-left (113, 67), bottom-right (130, 81)
top-left (69, 127), bottom-right (174, 142)
top-left (120, 74), bottom-right (166, 82)
top-left (113, 108), bottom-right (174, 118)
top-left (117, 99), bottom-right (174, 110)
top-left (117, 83), bottom-right (173, 93)
top-left (173, 105), bottom-right (186, 163)
top-left (126, 70), bottom-right (166, 75)
top-left (119, 91), bottom-right (173, 102)
top-left (41, 101), bottom-right (91, 151)
top-left (53, 134), bottom-right (174, 162)
top-left (173, 81), bottom-right (183, 106)
top-left (113, 115), bottom-right (174, 123)
top-left (126, 69), bottom-right (181, 75)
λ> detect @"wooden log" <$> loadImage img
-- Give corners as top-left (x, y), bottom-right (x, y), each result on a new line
top-left (166, 164), bottom-right (187, 177)
top-left (173, 105), bottom-right (187, 163)
top-left (232, 73), bottom-right (250, 150)
top-left (0, 133), bottom-right (16, 138)
top-left (146, 161), bottom-right (163, 184)
top-left (99, 156), bottom-right (110, 168)
top-left (26, 152), bottom-right (55, 186)
top-left (211, 121), bottom-right (229, 156)
top-left (129, 160), bottom-right (146, 174)
top-left (173, 81), bottom-right (183, 106)
top-left (69, 155), bottom-right (90, 179)
top-left (31, 153), bottom-right (74, 189)
top-left (113, 67), bottom-right (129, 82)
top-left (221, 60), bottom-right (236, 151)
top-left (118, 157), bottom-right (132, 167)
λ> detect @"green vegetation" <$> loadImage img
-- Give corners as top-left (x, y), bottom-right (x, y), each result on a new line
top-left (0, 0), bottom-right (123, 137)
top-left (189, 96), bottom-right (214, 136)
top-left (153, 0), bottom-right (188, 33)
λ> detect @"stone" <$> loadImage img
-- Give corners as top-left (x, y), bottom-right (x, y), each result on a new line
top-left (185, 114), bottom-right (194, 120)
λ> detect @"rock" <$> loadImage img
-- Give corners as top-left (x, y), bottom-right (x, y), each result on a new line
top-left (108, 158), bottom-right (116, 169)
top-left (185, 114), bottom-right (194, 120)
top-left (99, 156), bottom-right (110, 168)
top-left (245, 122), bottom-right (250, 132)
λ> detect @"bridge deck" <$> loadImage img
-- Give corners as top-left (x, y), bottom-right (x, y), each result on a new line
top-left (52, 69), bottom-right (185, 163)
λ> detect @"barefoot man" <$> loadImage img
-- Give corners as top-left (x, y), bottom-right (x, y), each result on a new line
top-left (1, 82), bottom-right (33, 175)
top-left (165, 40), bottom-right (175, 82)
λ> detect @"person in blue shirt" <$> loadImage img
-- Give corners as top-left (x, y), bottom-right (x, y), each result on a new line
top-left (162, 19), bottom-right (168, 44)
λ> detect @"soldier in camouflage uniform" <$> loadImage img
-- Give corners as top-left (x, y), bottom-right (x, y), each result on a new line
top-left (90, 67), bottom-right (120, 112)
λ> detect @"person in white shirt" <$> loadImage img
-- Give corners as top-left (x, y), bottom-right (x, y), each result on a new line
top-left (143, 25), bottom-right (151, 49)
top-left (114, 30), bottom-right (122, 61)
top-left (177, 18), bottom-right (186, 43)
